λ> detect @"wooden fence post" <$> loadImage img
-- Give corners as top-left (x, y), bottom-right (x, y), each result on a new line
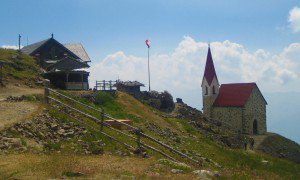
top-left (136, 128), bottom-right (141, 153)
top-left (44, 79), bottom-right (50, 104)
top-left (100, 110), bottom-right (105, 131)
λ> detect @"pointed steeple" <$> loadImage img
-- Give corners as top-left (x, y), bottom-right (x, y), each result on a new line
top-left (203, 46), bottom-right (218, 85)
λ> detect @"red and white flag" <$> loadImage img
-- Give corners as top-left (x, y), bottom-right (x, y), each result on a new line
top-left (145, 39), bottom-right (150, 48)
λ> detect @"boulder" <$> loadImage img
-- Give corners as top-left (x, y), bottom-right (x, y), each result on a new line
top-left (193, 169), bottom-right (220, 177)
top-left (171, 169), bottom-right (183, 174)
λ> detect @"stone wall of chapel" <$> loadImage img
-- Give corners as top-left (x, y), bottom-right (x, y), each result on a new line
top-left (243, 86), bottom-right (267, 134)
top-left (212, 107), bottom-right (243, 133)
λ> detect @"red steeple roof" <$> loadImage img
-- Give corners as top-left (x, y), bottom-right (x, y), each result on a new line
top-left (213, 83), bottom-right (258, 107)
top-left (203, 46), bottom-right (218, 85)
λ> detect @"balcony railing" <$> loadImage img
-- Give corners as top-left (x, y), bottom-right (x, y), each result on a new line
top-left (65, 82), bottom-right (88, 90)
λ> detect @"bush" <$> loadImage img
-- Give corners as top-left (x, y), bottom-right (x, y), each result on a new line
top-left (160, 91), bottom-right (175, 111)
top-left (94, 92), bottom-right (114, 106)
top-left (44, 142), bottom-right (61, 151)
top-left (142, 90), bottom-right (175, 112)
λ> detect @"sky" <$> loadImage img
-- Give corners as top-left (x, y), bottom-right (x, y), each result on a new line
top-left (1, 0), bottom-right (300, 143)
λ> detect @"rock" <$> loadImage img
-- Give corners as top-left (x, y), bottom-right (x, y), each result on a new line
top-left (57, 129), bottom-right (65, 135)
top-left (193, 169), bottom-right (219, 177)
top-left (142, 151), bottom-right (148, 158)
top-left (0, 111), bottom-right (93, 154)
top-left (91, 149), bottom-right (103, 155)
top-left (11, 138), bottom-right (22, 148)
top-left (171, 169), bottom-right (183, 174)
top-left (63, 124), bottom-right (71, 130)
top-left (261, 160), bottom-right (269, 164)
top-left (50, 123), bottom-right (59, 130)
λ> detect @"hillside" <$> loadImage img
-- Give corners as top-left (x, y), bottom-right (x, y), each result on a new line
top-left (0, 48), bottom-right (43, 87)
top-left (0, 49), bottom-right (300, 179)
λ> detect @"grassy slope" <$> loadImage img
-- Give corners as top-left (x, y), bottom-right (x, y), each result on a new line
top-left (0, 49), bottom-right (42, 84)
top-left (0, 49), bottom-right (299, 178)
top-left (257, 133), bottom-right (300, 163)
top-left (0, 90), bottom-right (299, 179)
top-left (45, 91), bottom-right (300, 179)
top-left (114, 92), bottom-right (300, 179)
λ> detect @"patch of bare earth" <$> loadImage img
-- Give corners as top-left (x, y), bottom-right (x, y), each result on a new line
top-left (0, 85), bottom-right (43, 99)
top-left (0, 102), bottom-right (41, 130)
top-left (0, 85), bottom-right (43, 130)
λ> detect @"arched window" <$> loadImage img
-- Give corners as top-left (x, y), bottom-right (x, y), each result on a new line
top-left (213, 86), bottom-right (216, 94)
top-left (205, 86), bottom-right (208, 95)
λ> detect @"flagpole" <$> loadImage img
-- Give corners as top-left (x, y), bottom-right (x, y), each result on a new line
top-left (148, 47), bottom-right (151, 91)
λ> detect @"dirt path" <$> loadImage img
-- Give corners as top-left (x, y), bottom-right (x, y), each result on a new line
top-left (0, 101), bottom-right (41, 130)
top-left (0, 85), bottom-right (43, 130)
top-left (0, 85), bottom-right (43, 99)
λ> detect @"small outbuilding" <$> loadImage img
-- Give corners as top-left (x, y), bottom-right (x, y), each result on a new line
top-left (115, 81), bottom-right (144, 95)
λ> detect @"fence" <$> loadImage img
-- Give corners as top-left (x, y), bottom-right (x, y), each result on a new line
top-left (94, 80), bottom-right (117, 91)
top-left (44, 80), bottom-right (200, 165)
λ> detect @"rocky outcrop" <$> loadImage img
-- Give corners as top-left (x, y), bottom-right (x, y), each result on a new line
top-left (139, 91), bottom-right (175, 112)
top-left (173, 103), bottom-right (203, 121)
top-left (145, 122), bottom-right (181, 143)
top-left (0, 110), bottom-right (104, 155)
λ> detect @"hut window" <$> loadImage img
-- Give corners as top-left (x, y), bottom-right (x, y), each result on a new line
top-left (213, 86), bottom-right (216, 94)
top-left (205, 86), bottom-right (208, 95)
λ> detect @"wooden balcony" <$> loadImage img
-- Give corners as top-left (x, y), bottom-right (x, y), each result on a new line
top-left (65, 82), bottom-right (88, 90)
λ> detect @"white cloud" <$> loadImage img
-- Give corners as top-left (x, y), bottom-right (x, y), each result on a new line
top-left (90, 36), bottom-right (300, 108)
top-left (1, 45), bottom-right (23, 50)
top-left (288, 6), bottom-right (300, 33)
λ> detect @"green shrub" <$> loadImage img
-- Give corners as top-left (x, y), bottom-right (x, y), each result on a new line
top-left (44, 142), bottom-right (61, 151)
top-left (23, 95), bottom-right (36, 101)
top-left (95, 92), bottom-right (114, 106)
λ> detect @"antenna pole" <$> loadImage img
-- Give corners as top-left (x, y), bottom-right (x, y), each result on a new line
top-left (18, 34), bottom-right (21, 51)
top-left (147, 47), bottom-right (151, 91)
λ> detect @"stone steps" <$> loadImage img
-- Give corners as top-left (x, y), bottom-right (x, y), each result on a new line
top-left (250, 133), bottom-right (272, 149)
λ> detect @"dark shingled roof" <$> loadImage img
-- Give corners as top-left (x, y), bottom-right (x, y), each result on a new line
top-left (213, 83), bottom-right (267, 107)
top-left (203, 47), bottom-right (218, 85)
top-left (47, 56), bottom-right (89, 71)
top-left (116, 81), bottom-right (145, 87)
top-left (21, 38), bottom-right (50, 55)
top-left (64, 43), bottom-right (91, 62)
top-left (21, 38), bottom-right (91, 63)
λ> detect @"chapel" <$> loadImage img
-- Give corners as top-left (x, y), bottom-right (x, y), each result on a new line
top-left (202, 46), bottom-right (267, 135)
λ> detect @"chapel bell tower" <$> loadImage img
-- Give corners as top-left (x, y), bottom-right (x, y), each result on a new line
top-left (202, 45), bottom-right (220, 118)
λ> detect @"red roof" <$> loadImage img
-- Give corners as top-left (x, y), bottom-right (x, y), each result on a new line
top-left (213, 83), bottom-right (257, 107)
top-left (203, 47), bottom-right (218, 85)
